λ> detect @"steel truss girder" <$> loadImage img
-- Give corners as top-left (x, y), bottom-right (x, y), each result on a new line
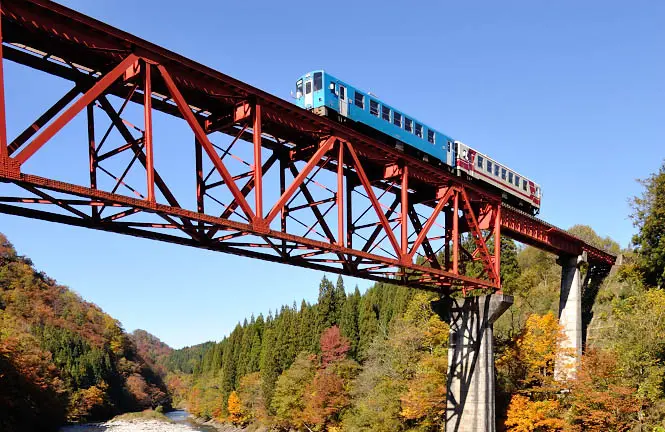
top-left (0, 0), bottom-right (615, 299)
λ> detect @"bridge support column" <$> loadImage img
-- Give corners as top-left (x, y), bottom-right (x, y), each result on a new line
top-left (433, 294), bottom-right (513, 432)
top-left (556, 254), bottom-right (586, 378)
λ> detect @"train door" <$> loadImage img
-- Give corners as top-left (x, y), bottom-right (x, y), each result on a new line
top-left (446, 140), bottom-right (453, 166)
top-left (304, 77), bottom-right (313, 108)
top-left (338, 85), bottom-right (348, 117)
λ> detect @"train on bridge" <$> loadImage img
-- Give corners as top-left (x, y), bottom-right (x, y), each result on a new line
top-left (295, 70), bottom-right (542, 215)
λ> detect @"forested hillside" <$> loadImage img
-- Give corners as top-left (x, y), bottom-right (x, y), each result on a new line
top-left (170, 161), bottom-right (665, 431)
top-left (0, 235), bottom-right (172, 432)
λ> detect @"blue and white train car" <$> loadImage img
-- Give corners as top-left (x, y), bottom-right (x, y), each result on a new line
top-left (295, 70), bottom-right (455, 167)
top-left (294, 70), bottom-right (541, 215)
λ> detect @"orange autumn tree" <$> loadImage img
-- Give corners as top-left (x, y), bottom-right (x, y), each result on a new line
top-left (502, 313), bottom-right (568, 431)
top-left (566, 349), bottom-right (643, 431)
top-left (228, 391), bottom-right (248, 426)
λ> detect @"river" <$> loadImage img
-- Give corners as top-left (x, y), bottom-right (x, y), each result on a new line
top-left (59, 410), bottom-right (220, 432)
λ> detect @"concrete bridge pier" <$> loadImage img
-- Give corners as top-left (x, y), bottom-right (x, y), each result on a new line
top-left (556, 253), bottom-right (586, 378)
top-left (433, 294), bottom-right (513, 432)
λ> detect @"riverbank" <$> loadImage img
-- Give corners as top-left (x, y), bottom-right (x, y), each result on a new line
top-left (60, 410), bottom-right (222, 432)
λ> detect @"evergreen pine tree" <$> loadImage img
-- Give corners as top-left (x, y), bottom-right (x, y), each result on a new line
top-left (260, 326), bottom-right (279, 410)
top-left (316, 276), bottom-right (336, 332)
top-left (340, 286), bottom-right (361, 359)
top-left (333, 275), bottom-right (347, 324)
top-left (357, 291), bottom-right (379, 360)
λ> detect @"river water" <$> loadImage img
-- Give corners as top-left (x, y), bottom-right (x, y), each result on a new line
top-left (59, 410), bottom-right (219, 432)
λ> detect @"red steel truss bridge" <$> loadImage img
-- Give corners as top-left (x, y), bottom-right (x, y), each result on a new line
top-left (0, 0), bottom-right (615, 294)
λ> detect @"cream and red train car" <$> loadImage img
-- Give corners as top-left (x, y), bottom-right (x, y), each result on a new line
top-left (455, 141), bottom-right (541, 214)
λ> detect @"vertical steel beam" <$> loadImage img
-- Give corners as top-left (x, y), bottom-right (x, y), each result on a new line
top-left (445, 209), bottom-right (451, 271)
top-left (87, 104), bottom-right (98, 220)
top-left (143, 62), bottom-right (155, 203)
top-left (337, 142), bottom-right (344, 247)
top-left (401, 165), bottom-right (408, 256)
top-left (280, 155), bottom-right (287, 255)
top-left (494, 204), bottom-right (501, 285)
top-left (195, 138), bottom-right (204, 229)
top-left (0, 2), bottom-right (8, 163)
top-left (253, 103), bottom-right (263, 219)
top-left (453, 190), bottom-right (459, 274)
top-left (346, 175), bottom-right (354, 250)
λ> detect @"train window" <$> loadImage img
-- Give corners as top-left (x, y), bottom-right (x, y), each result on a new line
top-left (405, 118), bottom-right (413, 133)
top-left (494, 165), bottom-right (500, 177)
top-left (382, 106), bottom-right (391, 121)
top-left (296, 80), bottom-right (303, 98)
top-left (501, 168), bottom-right (507, 180)
top-left (477, 155), bottom-right (484, 168)
top-left (515, 175), bottom-right (520, 186)
top-left (339, 85), bottom-right (345, 100)
top-left (354, 92), bottom-right (365, 109)
top-left (313, 72), bottom-right (323, 91)
top-left (393, 112), bottom-right (402, 127)
top-left (305, 81), bottom-right (312, 94)
top-left (427, 129), bottom-right (435, 144)
top-left (370, 100), bottom-right (379, 116)
top-left (415, 123), bottom-right (423, 138)
top-left (522, 180), bottom-right (528, 191)
top-left (508, 172), bottom-right (513, 183)
top-left (487, 160), bottom-right (492, 173)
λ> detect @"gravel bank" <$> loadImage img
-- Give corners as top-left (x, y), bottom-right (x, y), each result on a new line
top-left (60, 419), bottom-right (199, 432)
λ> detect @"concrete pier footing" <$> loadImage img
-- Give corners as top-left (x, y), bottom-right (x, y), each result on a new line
top-left (433, 294), bottom-right (513, 432)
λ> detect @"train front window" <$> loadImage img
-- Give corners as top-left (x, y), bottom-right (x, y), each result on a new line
top-left (313, 73), bottom-right (323, 91)
top-left (296, 80), bottom-right (303, 98)
top-left (305, 81), bottom-right (312, 94)
top-left (370, 100), bottom-right (379, 116)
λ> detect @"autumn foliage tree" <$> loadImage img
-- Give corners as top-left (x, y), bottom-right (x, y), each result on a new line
top-left (501, 313), bottom-right (568, 430)
top-left (320, 326), bottom-right (350, 367)
top-left (227, 391), bottom-right (248, 426)
top-left (566, 349), bottom-right (643, 431)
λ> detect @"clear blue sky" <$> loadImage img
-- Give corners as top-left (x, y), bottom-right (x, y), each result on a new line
top-left (0, 0), bottom-right (662, 348)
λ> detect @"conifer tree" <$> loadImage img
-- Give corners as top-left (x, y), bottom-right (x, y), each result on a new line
top-left (333, 275), bottom-right (347, 323)
top-left (340, 286), bottom-right (361, 359)
top-left (632, 161), bottom-right (665, 288)
top-left (357, 291), bottom-right (379, 360)
top-left (316, 276), bottom-right (337, 332)
top-left (259, 327), bottom-right (279, 409)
